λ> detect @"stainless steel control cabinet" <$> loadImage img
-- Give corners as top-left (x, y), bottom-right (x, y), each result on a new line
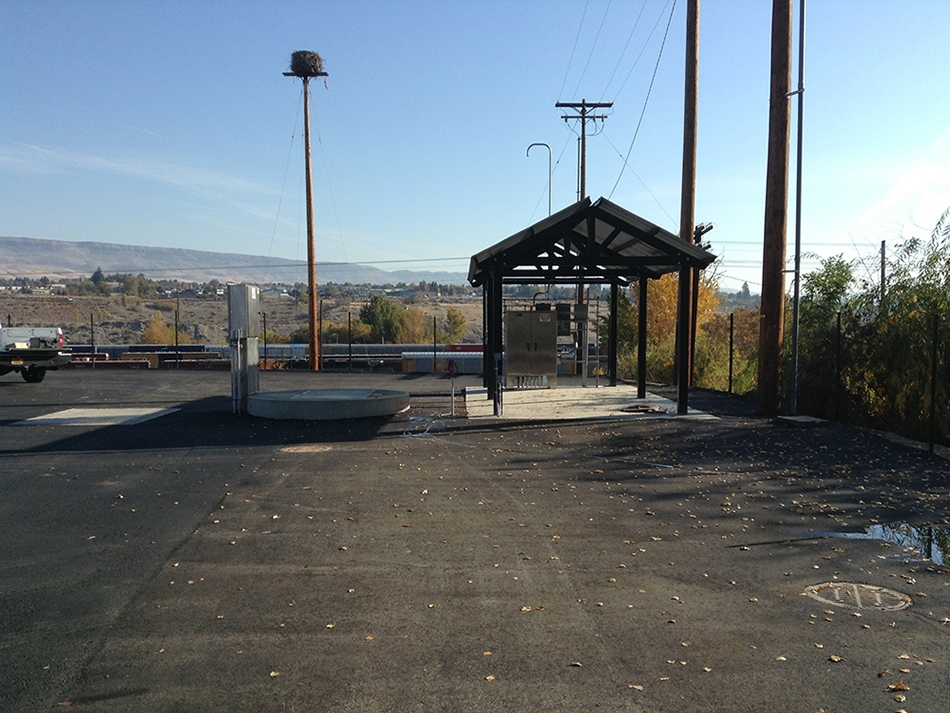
top-left (505, 309), bottom-right (557, 388)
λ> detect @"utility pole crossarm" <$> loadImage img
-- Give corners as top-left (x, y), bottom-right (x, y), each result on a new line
top-left (555, 101), bottom-right (614, 109)
top-left (559, 115), bottom-right (611, 122)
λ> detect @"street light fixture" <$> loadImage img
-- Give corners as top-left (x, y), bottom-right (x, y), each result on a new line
top-left (526, 142), bottom-right (552, 216)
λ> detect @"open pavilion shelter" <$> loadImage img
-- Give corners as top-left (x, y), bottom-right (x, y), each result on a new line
top-left (468, 196), bottom-right (717, 415)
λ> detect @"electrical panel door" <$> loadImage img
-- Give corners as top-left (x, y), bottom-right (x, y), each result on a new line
top-left (505, 309), bottom-right (557, 381)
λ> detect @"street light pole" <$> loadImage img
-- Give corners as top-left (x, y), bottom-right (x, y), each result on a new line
top-left (526, 142), bottom-right (552, 216)
top-left (788, 0), bottom-right (806, 416)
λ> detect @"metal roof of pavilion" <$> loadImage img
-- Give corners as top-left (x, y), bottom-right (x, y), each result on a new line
top-left (468, 196), bottom-right (716, 287)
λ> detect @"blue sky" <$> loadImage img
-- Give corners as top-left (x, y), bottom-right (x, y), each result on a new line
top-left (2, 0), bottom-right (948, 289)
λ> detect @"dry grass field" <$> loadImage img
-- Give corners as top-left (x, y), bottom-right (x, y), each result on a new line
top-left (0, 293), bottom-right (484, 346)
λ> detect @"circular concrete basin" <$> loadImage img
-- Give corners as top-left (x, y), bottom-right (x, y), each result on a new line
top-left (248, 389), bottom-right (410, 421)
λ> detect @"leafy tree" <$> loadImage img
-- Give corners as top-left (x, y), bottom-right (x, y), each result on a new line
top-left (789, 208), bottom-right (950, 444)
top-left (141, 313), bottom-right (174, 344)
top-left (140, 312), bottom-right (194, 345)
top-left (359, 296), bottom-right (406, 343)
top-left (290, 325), bottom-right (310, 344)
top-left (118, 273), bottom-right (157, 298)
top-left (859, 211), bottom-right (949, 438)
top-left (790, 254), bottom-right (857, 416)
top-left (322, 319), bottom-right (372, 344)
top-left (443, 307), bottom-right (467, 342)
top-left (261, 328), bottom-right (291, 345)
top-left (699, 307), bottom-right (759, 394)
top-left (605, 273), bottom-right (720, 384)
top-left (401, 307), bottom-right (427, 343)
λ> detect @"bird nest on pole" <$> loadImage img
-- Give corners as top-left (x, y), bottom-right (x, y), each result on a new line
top-left (288, 51), bottom-right (325, 77)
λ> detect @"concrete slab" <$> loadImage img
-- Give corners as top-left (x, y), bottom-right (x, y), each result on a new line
top-left (12, 407), bottom-right (179, 426)
top-left (464, 384), bottom-right (717, 421)
top-left (248, 388), bottom-right (410, 420)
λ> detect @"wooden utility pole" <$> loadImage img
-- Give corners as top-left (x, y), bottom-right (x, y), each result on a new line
top-left (756, 0), bottom-right (793, 415)
top-left (556, 99), bottom-right (612, 381)
top-left (676, 0), bottom-right (700, 413)
top-left (556, 99), bottom-right (612, 200)
top-left (302, 77), bottom-right (320, 370)
top-left (285, 52), bottom-right (327, 372)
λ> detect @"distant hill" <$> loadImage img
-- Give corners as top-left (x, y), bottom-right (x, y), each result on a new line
top-left (0, 236), bottom-right (468, 286)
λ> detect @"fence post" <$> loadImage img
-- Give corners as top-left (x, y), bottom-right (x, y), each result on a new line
top-left (834, 311), bottom-right (842, 420)
top-left (930, 311), bottom-right (939, 454)
top-left (728, 312), bottom-right (734, 394)
top-left (318, 298), bottom-right (324, 371)
top-left (261, 311), bottom-right (267, 371)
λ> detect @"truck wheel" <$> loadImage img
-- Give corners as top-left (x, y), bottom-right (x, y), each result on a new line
top-left (21, 366), bottom-right (46, 383)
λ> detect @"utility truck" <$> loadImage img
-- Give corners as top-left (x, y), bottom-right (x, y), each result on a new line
top-left (0, 324), bottom-right (71, 383)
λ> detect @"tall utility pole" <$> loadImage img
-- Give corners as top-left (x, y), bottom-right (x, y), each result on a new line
top-left (757, 0), bottom-right (793, 415)
top-left (676, 0), bottom-right (700, 412)
top-left (556, 99), bottom-right (612, 384)
top-left (285, 51), bottom-right (327, 372)
top-left (788, 0), bottom-right (807, 416)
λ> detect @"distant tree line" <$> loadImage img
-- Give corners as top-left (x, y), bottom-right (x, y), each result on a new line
top-left (282, 297), bottom-right (468, 346)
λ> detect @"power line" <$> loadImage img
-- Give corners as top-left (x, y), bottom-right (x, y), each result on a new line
top-left (601, 129), bottom-right (677, 228)
top-left (558, 0), bottom-right (591, 100)
top-left (607, 0), bottom-right (677, 201)
top-left (599, 0), bottom-right (652, 101)
top-left (610, 0), bottom-right (676, 101)
top-left (1, 256), bottom-right (474, 280)
top-left (571, 0), bottom-right (614, 99)
top-left (313, 116), bottom-right (348, 263)
top-left (268, 89), bottom-right (302, 259)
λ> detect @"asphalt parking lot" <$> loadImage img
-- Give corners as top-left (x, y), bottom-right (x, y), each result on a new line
top-left (1, 369), bottom-right (948, 712)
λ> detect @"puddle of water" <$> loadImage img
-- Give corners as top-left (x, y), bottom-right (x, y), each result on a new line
top-left (832, 524), bottom-right (950, 566)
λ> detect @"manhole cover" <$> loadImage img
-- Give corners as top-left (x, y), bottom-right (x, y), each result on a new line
top-left (804, 582), bottom-right (912, 611)
top-left (280, 444), bottom-right (332, 453)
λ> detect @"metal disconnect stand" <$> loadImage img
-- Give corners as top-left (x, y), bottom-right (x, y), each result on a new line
top-left (228, 285), bottom-right (260, 414)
